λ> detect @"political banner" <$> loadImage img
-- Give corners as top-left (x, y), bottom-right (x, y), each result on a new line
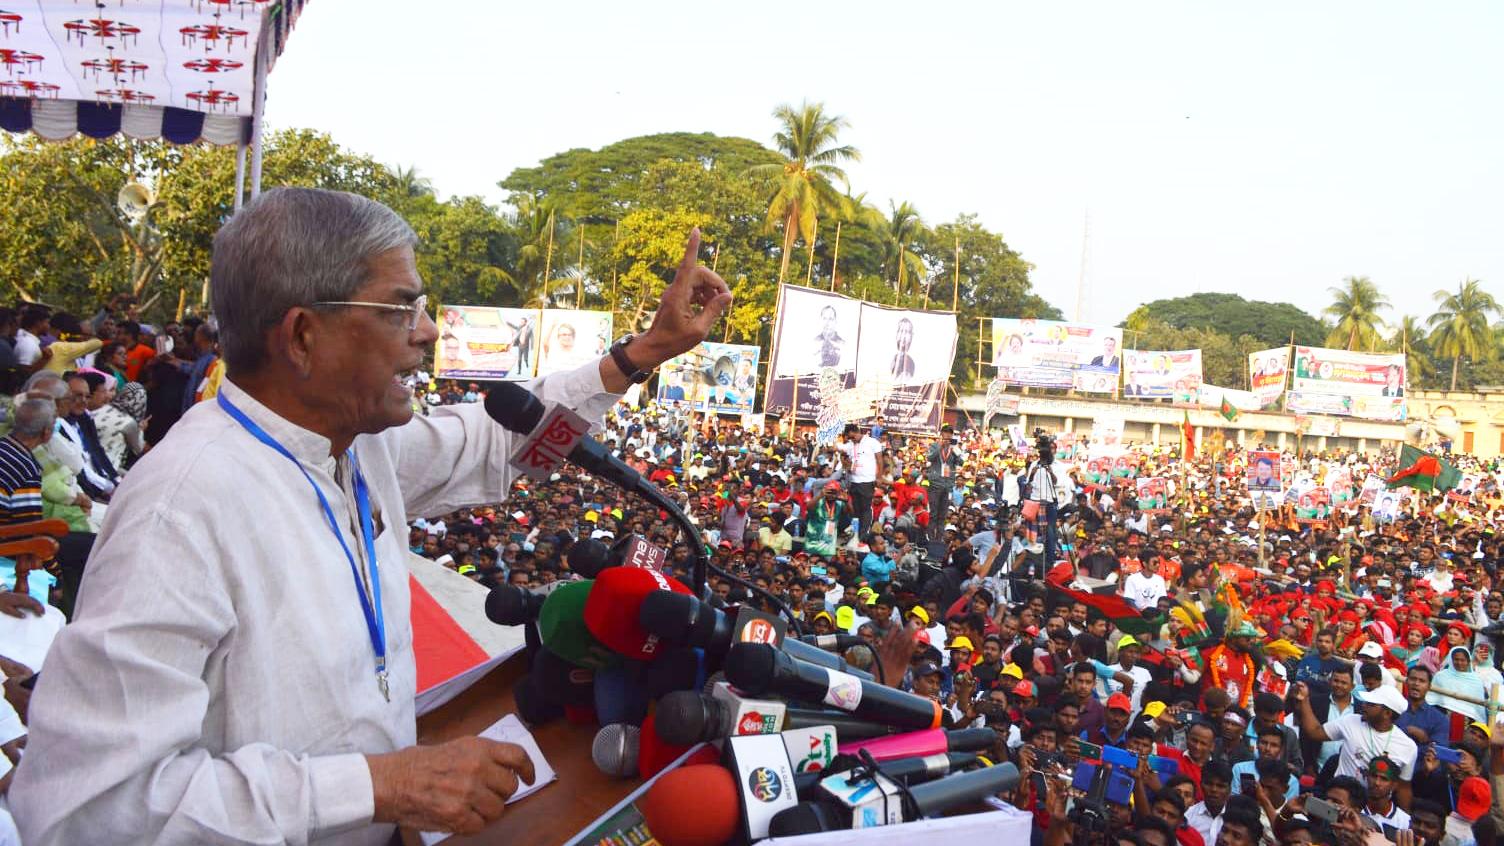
top-left (1326, 466), bottom-right (1354, 504)
top-left (991, 318), bottom-right (1122, 393)
top-left (984, 379), bottom-right (1021, 423)
top-left (1247, 348), bottom-right (1290, 408)
top-left (1296, 487), bottom-right (1332, 524)
top-left (1448, 473), bottom-right (1483, 503)
top-left (1199, 384), bottom-right (1261, 413)
top-left (1359, 474), bottom-right (1385, 505)
top-left (536, 309), bottom-right (612, 376)
top-left (657, 341), bottom-right (761, 415)
top-left (1093, 416), bottom-right (1125, 448)
top-left (1246, 449), bottom-right (1282, 494)
top-left (1136, 477), bottom-right (1168, 513)
top-left (1122, 349), bottom-right (1202, 402)
top-left (1374, 489), bottom-right (1402, 522)
top-left (854, 302), bottom-right (957, 433)
top-left (435, 305), bottom-right (539, 380)
top-left (1289, 346), bottom-right (1406, 421)
top-left (767, 285), bottom-right (861, 422)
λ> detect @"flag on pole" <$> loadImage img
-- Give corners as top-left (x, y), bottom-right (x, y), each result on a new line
top-left (1219, 396), bottom-right (1239, 422)
top-left (1181, 411), bottom-right (1196, 460)
top-left (1385, 443), bottom-right (1462, 493)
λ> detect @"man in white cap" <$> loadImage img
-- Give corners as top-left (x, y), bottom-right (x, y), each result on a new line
top-left (1291, 680), bottom-right (1418, 806)
top-left (1356, 640), bottom-right (1401, 688)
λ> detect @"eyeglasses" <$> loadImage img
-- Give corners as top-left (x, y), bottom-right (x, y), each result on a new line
top-left (312, 294), bottom-right (429, 333)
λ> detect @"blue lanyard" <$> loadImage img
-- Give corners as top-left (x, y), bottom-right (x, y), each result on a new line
top-left (217, 393), bottom-right (389, 701)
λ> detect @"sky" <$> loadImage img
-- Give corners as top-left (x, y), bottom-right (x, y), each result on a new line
top-left (267, 1), bottom-right (1504, 329)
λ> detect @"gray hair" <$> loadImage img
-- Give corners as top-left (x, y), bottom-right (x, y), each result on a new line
top-left (22, 371), bottom-right (65, 399)
top-left (12, 397), bottom-right (55, 440)
top-left (211, 187), bottom-right (418, 373)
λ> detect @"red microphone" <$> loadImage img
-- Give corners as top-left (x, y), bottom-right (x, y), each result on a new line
top-left (638, 711), bottom-right (709, 779)
top-left (584, 566), bottom-right (692, 660)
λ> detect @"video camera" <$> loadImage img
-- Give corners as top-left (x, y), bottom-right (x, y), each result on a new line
top-left (1033, 428), bottom-right (1056, 466)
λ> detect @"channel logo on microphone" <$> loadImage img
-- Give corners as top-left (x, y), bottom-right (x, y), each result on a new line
top-left (738, 710), bottom-right (779, 735)
top-left (739, 618), bottom-right (780, 645)
top-left (747, 767), bottom-right (784, 802)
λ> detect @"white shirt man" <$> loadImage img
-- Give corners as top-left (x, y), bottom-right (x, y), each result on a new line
top-left (839, 433), bottom-right (883, 484)
top-left (1122, 558), bottom-right (1167, 611)
top-left (1322, 704), bottom-right (1418, 782)
top-left (12, 327), bottom-right (40, 367)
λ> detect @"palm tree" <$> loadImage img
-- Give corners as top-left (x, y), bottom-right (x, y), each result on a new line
top-left (1389, 315), bottom-right (1436, 387)
top-left (392, 164), bottom-right (433, 199)
top-left (747, 101), bottom-right (860, 284)
top-left (1428, 278), bottom-right (1500, 390)
top-left (1323, 276), bottom-right (1389, 351)
top-left (509, 195), bottom-right (564, 307)
top-left (881, 201), bottom-right (927, 299)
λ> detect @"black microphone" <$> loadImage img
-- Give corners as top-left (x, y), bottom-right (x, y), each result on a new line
top-left (769, 763), bottom-right (1021, 834)
top-left (724, 643), bottom-right (941, 732)
top-left (791, 751), bottom-right (981, 796)
top-left (639, 592), bottom-right (872, 680)
top-left (566, 538), bottom-right (613, 578)
top-left (484, 584), bottom-right (545, 626)
top-left (655, 690), bottom-right (907, 746)
top-left (797, 633), bottom-right (868, 651)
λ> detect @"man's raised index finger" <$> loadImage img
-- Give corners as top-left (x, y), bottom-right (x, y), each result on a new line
top-left (676, 228), bottom-right (702, 280)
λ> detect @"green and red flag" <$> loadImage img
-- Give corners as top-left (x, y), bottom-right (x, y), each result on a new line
top-left (1219, 396), bottom-right (1239, 422)
top-left (1385, 443), bottom-right (1462, 493)
top-left (1046, 568), bottom-right (1166, 638)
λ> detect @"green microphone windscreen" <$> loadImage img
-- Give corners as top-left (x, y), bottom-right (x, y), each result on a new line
top-left (538, 579), bottom-right (621, 670)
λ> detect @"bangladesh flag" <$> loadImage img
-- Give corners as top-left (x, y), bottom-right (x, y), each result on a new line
top-left (1046, 570), bottom-right (1167, 638)
top-left (1386, 443), bottom-right (1462, 493)
top-left (1219, 396), bottom-right (1239, 422)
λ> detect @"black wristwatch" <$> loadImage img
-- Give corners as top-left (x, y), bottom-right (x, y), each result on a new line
top-left (609, 334), bottom-right (653, 384)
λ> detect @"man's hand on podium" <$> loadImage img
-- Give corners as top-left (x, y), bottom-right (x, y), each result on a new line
top-left (367, 736), bottom-right (537, 835)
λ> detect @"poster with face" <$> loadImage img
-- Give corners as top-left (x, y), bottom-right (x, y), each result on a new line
top-left (536, 309), bottom-right (612, 376)
top-left (434, 305), bottom-right (539, 380)
top-left (1374, 490), bottom-right (1401, 522)
top-left (657, 341), bottom-right (761, 414)
top-left (1296, 488), bottom-right (1331, 523)
top-left (766, 285), bottom-right (861, 420)
top-left (1136, 477), bottom-right (1168, 513)
top-left (1246, 449), bottom-right (1282, 494)
top-left (854, 303), bottom-right (957, 434)
top-left (1359, 474), bottom-right (1385, 505)
top-left (1326, 467), bottom-right (1354, 504)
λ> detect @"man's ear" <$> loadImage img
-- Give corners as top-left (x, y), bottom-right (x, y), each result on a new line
top-left (276, 307), bottom-right (321, 379)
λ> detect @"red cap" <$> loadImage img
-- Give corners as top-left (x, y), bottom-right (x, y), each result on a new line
top-left (1013, 680), bottom-right (1036, 697)
top-left (584, 566), bottom-right (693, 659)
top-left (1107, 692), bottom-right (1132, 712)
top-left (640, 763), bottom-right (740, 845)
top-left (1458, 776), bottom-right (1492, 822)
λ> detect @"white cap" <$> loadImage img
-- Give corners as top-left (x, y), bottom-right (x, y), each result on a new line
top-left (1358, 641), bottom-right (1385, 659)
top-left (1354, 684), bottom-right (1407, 715)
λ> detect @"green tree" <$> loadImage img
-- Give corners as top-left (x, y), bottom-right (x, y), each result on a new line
top-left (1386, 315), bottom-right (1437, 389)
top-left (747, 101), bottom-right (860, 284)
top-left (1126, 293), bottom-right (1326, 348)
top-left (881, 201), bottom-right (928, 301)
top-left (1428, 278), bottom-right (1499, 390)
top-left (1323, 276), bottom-right (1389, 351)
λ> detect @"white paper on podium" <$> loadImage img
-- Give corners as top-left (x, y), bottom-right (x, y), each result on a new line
top-left (419, 714), bottom-right (557, 845)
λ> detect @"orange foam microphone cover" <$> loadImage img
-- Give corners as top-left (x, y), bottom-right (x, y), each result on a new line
top-left (639, 764), bottom-right (739, 846)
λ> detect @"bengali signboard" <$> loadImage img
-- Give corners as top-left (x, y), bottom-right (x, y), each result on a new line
top-left (991, 318), bottom-right (1122, 393)
top-left (1123, 349), bottom-right (1202, 401)
top-left (537, 309), bottom-right (613, 376)
top-left (1248, 348), bottom-right (1290, 408)
top-left (435, 305), bottom-right (539, 380)
top-left (657, 341), bottom-right (761, 415)
top-left (1288, 346), bottom-right (1406, 421)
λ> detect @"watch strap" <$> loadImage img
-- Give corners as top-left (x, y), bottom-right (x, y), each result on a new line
top-left (610, 336), bottom-right (651, 384)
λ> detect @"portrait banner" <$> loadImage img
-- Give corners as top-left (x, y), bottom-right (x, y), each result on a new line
top-left (1093, 416), bottom-right (1125, 448)
top-left (1290, 346), bottom-right (1406, 421)
top-left (990, 318), bottom-right (1122, 392)
top-left (1246, 449), bottom-right (1283, 495)
top-left (537, 310), bottom-right (612, 376)
top-left (1136, 477), bottom-right (1168, 514)
top-left (435, 305), bottom-right (539, 380)
top-left (1247, 348), bottom-right (1290, 408)
top-left (657, 342), bottom-right (761, 415)
top-left (854, 302), bottom-right (957, 434)
top-left (1199, 384), bottom-right (1261, 413)
top-left (1122, 349), bottom-right (1202, 402)
top-left (767, 285), bottom-right (860, 421)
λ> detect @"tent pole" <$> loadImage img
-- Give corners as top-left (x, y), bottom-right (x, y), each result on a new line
top-left (233, 141), bottom-right (247, 212)
top-left (249, 31), bottom-right (269, 197)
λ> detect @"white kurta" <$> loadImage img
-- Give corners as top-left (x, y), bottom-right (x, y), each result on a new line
top-left (10, 361), bottom-right (620, 845)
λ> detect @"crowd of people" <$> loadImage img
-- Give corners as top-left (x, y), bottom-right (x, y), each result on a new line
top-left (4, 289), bottom-right (1504, 845)
top-left (405, 386), bottom-right (1504, 846)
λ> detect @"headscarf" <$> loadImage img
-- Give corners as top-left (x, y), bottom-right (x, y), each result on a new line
top-left (112, 381), bottom-right (147, 422)
top-left (1429, 645), bottom-right (1487, 722)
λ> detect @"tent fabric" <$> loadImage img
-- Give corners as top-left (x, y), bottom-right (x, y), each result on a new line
top-left (0, 0), bottom-right (306, 146)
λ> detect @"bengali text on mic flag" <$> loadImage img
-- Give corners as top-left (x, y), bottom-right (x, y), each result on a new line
top-left (508, 404), bottom-right (591, 480)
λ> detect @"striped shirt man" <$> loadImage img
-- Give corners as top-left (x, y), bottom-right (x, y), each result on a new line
top-left (0, 434), bottom-right (44, 525)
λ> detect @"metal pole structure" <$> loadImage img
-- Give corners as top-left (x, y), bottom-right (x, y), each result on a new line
top-left (829, 220), bottom-right (842, 291)
top-left (953, 232), bottom-right (961, 311)
top-left (575, 221), bottom-right (585, 309)
top-left (232, 141), bottom-right (247, 212)
top-left (248, 28), bottom-right (269, 198)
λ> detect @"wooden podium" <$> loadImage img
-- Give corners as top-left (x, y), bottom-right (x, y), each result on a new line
top-left (403, 654), bottom-right (643, 846)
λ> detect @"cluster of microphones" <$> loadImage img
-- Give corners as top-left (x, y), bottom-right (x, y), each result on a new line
top-left (482, 381), bottom-right (1019, 843)
top-left (485, 535), bottom-right (1019, 843)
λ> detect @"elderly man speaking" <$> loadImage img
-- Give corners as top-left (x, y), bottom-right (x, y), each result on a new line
top-left (10, 188), bottom-right (732, 844)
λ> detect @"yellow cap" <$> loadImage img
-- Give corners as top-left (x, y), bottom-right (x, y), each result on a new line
top-left (836, 607), bottom-right (856, 630)
top-left (909, 606), bottom-right (931, 624)
top-left (813, 610), bottom-right (834, 624)
top-left (1471, 720), bottom-right (1493, 738)
top-left (856, 587), bottom-right (877, 601)
top-left (1001, 663), bottom-right (1024, 679)
top-left (584, 511), bottom-right (599, 523)
top-left (1117, 635), bottom-right (1141, 651)
top-left (1143, 701), bottom-right (1168, 719)
top-left (948, 636), bottom-right (975, 651)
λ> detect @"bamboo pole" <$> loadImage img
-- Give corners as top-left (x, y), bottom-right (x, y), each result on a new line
top-left (953, 232), bottom-right (961, 312)
top-left (829, 220), bottom-right (842, 292)
top-left (576, 221), bottom-right (585, 309)
top-left (175, 287), bottom-right (186, 322)
top-left (805, 219), bottom-right (817, 285)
